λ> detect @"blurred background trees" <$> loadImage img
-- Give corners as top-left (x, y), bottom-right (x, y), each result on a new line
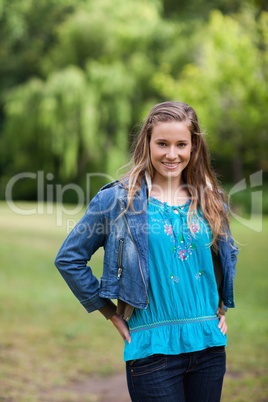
top-left (0, 0), bottom-right (267, 200)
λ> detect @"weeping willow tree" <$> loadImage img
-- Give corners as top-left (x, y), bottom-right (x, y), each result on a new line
top-left (1, 0), bottom-right (267, 200)
top-left (2, 64), bottom-right (134, 198)
top-left (1, 0), bottom-right (178, 199)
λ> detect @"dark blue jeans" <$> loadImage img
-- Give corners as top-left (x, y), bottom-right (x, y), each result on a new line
top-left (126, 346), bottom-right (226, 401)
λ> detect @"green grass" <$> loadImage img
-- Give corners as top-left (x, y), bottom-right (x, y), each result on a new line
top-left (0, 202), bottom-right (267, 401)
top-left (221, 217), bottom-right (268, 401)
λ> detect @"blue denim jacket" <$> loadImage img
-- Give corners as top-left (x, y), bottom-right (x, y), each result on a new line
top-left (55, 178), bottom-right (238, 316)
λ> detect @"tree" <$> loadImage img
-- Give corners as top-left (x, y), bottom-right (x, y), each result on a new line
top-left (1, 0), bottom-right (266, 200)
top-left (1, 0), bottom-right (180, 199)
top-left (152, 9), bottom-right (268, 182)
top-left (0, 0), bottom-right (79, 92)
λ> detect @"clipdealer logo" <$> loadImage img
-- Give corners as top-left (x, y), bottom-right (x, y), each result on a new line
top-left (5, 171), bottom-right (115, 227)
top-left (228, 170), bottom-right (262, 233)
top-left (4, 170), bottom-right (263, 232)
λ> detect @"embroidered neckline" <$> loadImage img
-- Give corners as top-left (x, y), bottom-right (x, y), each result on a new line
top-left (149, 196), bottom-right (191, 209)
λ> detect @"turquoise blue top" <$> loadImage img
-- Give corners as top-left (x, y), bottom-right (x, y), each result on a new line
top-left (124, 197), bottom-right (227, 361)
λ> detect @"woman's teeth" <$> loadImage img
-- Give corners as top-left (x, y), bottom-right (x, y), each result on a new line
top-left (163, 163), bottom-right (180, 167)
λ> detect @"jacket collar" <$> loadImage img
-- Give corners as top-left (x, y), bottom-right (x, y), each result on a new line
top-left (117, 176), bottom-right (148, 213)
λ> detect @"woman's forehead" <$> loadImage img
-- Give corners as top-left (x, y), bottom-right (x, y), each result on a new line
top-left (151, 121), bottom-right (191, 140)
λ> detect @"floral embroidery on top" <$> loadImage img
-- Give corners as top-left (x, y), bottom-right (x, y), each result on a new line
top-left (179, 250), bottom-right (187, 260)
top-left (149, 199), bottom-right (204, 262)
top-left (178, 234), bottom-right (184, 243)
top-left (151, 217), bottom-right (162, 222)
top-left (173, 228), bottom-right (199, 261)
top-left (195, 269), bottom-right (205, 281)
top-left (191, 224), bottom-right (199, 233)
top-left (150, 216), bottom-right (201, 261)
top-left (169, 273), bottom-right (180, 285)
top-left (164, 223), bottom-right (173, 235)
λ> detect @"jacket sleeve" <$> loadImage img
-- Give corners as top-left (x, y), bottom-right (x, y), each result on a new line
top-left (214, 200), bottom-right (239, 310)
top-left (54, 192), bottom-right (116, 317)
top-left (218, 215), bottom-right (239, 309)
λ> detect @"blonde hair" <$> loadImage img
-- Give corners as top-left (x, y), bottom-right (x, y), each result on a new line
top-left (121, 101), bottom-right (230, 249)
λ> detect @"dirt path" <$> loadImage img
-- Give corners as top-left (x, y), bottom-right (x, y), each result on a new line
top-left (48, 373), bottom-right (130, 402)
top-left (69, 373), bottom-right (130, 402)
top-left (42, 371), bottom-right (244, 401)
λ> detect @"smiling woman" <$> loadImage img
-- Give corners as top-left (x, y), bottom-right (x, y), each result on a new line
top-left (149, 121), bottom-right (192, 206)
top-left (55, 101), bottom-right (238, 402)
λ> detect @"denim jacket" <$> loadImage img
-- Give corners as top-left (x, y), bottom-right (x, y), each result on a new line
top-left (55, 178), bottom-right (238, 321)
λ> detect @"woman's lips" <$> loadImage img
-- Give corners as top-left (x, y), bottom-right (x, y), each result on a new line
top-left (162, 162), bottom-right (181, 169)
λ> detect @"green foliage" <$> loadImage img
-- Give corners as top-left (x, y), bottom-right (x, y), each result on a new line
top-left (162, 0), bottom-right (251, 19)
top-left (2, 62), bottom-right (135, 197)
top-left (0, 0), bottom-right (267, 200)
top-left (0, 0), bottom-right (78, 91)
top-left (1, 0), bottom-right (181, 199)
top-left (152, 9), bottom-right (268, 181)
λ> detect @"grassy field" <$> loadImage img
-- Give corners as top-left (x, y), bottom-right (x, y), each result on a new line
top-left (0, 201), bottom-right (267, 401)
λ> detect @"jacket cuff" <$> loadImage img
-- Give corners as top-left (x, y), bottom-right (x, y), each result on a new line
top-left (99, 300), bottom-right (117, 319)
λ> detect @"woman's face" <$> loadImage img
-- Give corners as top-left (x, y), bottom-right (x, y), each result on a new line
top-left (149, 121), bottom-right (192, 185)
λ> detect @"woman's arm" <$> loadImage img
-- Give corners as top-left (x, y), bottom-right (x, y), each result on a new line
top-left (55, 191), bottom-right (131, 342)
top-left (110, 314), bottom-right (131, 344)
top-left (54, 192), bottom-right (113, 314)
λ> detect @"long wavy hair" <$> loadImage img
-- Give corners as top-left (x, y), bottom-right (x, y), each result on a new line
top-left (121, 101), bottom-right (230, 249)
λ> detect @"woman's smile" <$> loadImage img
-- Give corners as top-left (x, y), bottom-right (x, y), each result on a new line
top-left (162, 162), bottom-right (181, 169)
top-left (150, 121), bottom-right (192, 186)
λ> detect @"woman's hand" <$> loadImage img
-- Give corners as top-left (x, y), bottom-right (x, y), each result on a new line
top-left (217, 307), bottom-right (227, 335)
top-left (110, 314), bottom-right (131, 344)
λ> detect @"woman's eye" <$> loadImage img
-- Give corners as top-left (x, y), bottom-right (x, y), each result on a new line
top-left (158, 142), bottom-right (166, 147)
top-left (178, 143), bottom-right (186, 147)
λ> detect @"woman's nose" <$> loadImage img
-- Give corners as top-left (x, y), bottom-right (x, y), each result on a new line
top-left (166, 146), bottom-right (177, 159)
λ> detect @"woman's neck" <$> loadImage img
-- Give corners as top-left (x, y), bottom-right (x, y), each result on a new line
top-left (150, 176), bottom-right (190, 206)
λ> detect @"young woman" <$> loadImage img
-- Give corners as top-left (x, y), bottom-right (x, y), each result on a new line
top-left (55, 101), bottom-right (238, 401)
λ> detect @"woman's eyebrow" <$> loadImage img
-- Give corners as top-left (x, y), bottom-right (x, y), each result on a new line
top-left (155, 138), bottom-right (190, 142)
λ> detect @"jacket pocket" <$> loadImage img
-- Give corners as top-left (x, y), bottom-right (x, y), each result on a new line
top-left (117, 239), bottom-right (124, 280)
